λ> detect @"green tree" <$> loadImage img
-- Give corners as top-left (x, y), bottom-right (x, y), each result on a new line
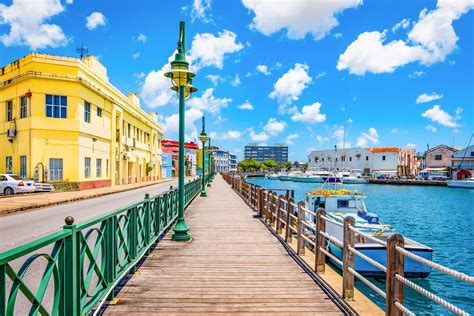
top-left (262, 159), bottom-right (277, 171)
top-left (301, 162), bottom-right (308, 171)
top-left (278, 161), bottom-right (292, 171)
top-left (237, 159), bottom-right (261, 172)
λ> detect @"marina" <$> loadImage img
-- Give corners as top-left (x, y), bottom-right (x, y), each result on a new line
top-left (247, 176), bottom-right (474, 314)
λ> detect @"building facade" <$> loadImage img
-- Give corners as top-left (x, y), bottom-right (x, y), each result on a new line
top-left (244, 143), bottom-right (288, 163)
top-left (229, 153), bottom-right (237, 172)
top-left (0, 53), bottom-right (163, 189)
top-left (420, 145), bottom-right (459, 177)
top-left (451, 145), bottom-right (474, 179)
top-left (213, 149), bottom-right (230, 173)
top-left (308, 147), bottom-right (417, 176)
top-left (161, 139), bottom-right (197, 177)
top-left (161, 152), bottom-right (173, 179)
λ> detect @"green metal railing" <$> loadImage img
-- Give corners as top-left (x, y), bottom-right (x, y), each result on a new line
top-left (0, 175), bottom-right (211, 316)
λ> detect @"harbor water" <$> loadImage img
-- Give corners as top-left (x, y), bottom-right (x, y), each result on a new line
top-left (247, 177), bottom-right (474, 314)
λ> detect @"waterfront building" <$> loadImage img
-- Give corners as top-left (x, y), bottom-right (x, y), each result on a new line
top-left (308, 147), bottom-right (417, 176)
top-left (420, 144), bottom-right (459, 178)
top-left (229, 153), bottom-right (237, 172)
top-left (0, 53), bottom-right (163, 189)
top-left (451, 145), bottom-right (474, 179)
top-left (161, 152), bottom-right (173, 179)
top-left (161, 139), bottom-right (198, 176)
top-left (244, 143), bottom-right (288, 163)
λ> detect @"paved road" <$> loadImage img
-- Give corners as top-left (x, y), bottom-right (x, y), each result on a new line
top-left (0, 178), bottom-right (191, 251)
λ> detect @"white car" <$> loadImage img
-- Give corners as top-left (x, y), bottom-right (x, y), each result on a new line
top-left (0, 174), bottom-right (36, 195)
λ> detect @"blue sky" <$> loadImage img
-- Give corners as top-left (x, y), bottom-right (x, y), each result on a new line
top-left (0, 0), bottom-right (472, 160)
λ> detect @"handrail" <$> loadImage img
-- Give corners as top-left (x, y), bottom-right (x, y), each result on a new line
top-left (222, 173), bottom-right (473, 316)
top-left (0, 175), bottom-right (212, 316)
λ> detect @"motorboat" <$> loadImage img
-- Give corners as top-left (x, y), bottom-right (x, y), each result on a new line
top-left (304, 189), bottom-right (432, 278)
top-left (338, 171), bottom-right (368, 184)
top-left (266, 173), bottom-right (282, 180)
top-left (447, 177), bottom-right (474, 189)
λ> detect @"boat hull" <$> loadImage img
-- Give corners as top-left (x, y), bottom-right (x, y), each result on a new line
top-left (290, 176), bottom-right (324, 183)
top-left (447, 181), bottom-right (474, 189)
top-left (342, 179), bottom-right (368, 184)
top-left (328, 242), bottom-right (432, 278)
top-left (322, 177), bottom-right (341, 183)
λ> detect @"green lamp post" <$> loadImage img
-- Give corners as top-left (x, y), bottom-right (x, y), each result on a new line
top-left (199, 116), bottom-right (208, 197)
top-left (164, 21), bottom-right (197, 242)
top-left (207, 137), bottom-right (212, 187)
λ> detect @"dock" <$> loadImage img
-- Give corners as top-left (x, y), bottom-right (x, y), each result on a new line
top-left (104, 175), bottom-right (360, 315)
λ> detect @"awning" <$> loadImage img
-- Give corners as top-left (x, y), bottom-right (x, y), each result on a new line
top-left (423, 167), bottom-right (450, 172)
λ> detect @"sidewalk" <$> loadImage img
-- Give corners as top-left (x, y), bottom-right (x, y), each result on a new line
top-left (0, 178), bottom-right (177, 216)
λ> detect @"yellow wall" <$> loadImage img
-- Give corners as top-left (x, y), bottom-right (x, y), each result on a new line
top-left (0, 53), bottom-right (163, 187)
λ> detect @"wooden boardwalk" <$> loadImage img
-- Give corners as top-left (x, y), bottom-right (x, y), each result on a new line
top-left (105, 175), bottom-right (346, 315)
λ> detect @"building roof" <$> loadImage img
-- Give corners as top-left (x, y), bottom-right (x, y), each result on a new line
top-left (365, 147), bottom-right (401, 153)
top-left (426, 144), bottom-right (460, 154)
top-left (161, 139), bottom-right (198, 149)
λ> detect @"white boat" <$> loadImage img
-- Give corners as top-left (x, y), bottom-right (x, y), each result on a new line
top-left (266, 173), bottom-right (282, 180)
top-left (279, 171), bottom-right (302, 181)
top-left (304, 189), bottom-right (432, 277)
top-left (338, 171), bottom-right (368, 184)
top-left (447, 177), bottom-right (474, 189)
top-left (290, 170), bottom-right (332, 183)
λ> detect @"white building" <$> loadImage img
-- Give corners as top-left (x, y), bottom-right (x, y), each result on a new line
top-left (308, 147), bottom-right (417, 176)
top-left (229, 153), bottom-right (237, 172)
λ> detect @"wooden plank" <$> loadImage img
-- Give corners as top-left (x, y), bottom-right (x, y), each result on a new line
top-left (105, 175), bottom-right (344, 315)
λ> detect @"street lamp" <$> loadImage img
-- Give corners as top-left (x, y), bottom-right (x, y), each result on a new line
top-left (164, 21), bottom-right (197, 242)
top-left (199, 116), bottom-right (208, 197)
top-left (207, 137), bottom-right (212, 187)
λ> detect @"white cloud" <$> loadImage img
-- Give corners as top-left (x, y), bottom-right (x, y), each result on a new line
top-left (237, 100), bottom-right (254, 110)
top-left (231, 74), bottom-right (241, 87)
top-left (206, 74), bottom-right (223, 86)
top-left (137, 33), bottom-right (147, 43)
top-left (356, 127), bottom-right (379, 147)
top-left (163, 108), bottom-right (203, 139)
top-left (269, 63), bottom-right (312, 113)
top-left (416, 92), bottom-right (443, 104)
top-left (334, 32), bottom-right (343, 39)
top-left (256, 64), bottom-right (271, 75)
top-left (291, 102), bottom-right (327, 124)
top-left (134, 72), bottom-right (146, 79)
top-left (0, 0), bottom-right (68, 49)
top-left (242, 0), bottom-right (362, 40)
top-left (425, 125), bottom-right (437, 132)
top-left (406, 143), bottom-right (417, 149)
top-left (391, 128), bottom-right (399, 134)
top-left (263, 117), bottom-right (286, 136)
top-left (191, 0), bottom-right (212, 23)
top-left (332, 125), bottom-right (351, 149)
top-left (392, 18), bottom-right (410, 33)
top-left (187, 88), bottom-right (232, 115)
top-left (189, 30), bottom-right (244, 71)
top-left (249, 128), bottom-right (269, 142)
top-left (421, 105), bottom-right (459, 127)
top-left (132, 52), bottom-right (140, 60)
top-left (408, 70), bottom-right (425, 78)
top-left (213, 130), bottom-right (242, 140)
top-left (338, 1), bottom-right (474, 75)
top-left (86, 12), bottom-right (106, 30)
top-left (140, 30), bottom-right (243, 108)
top-left (286, 133), bottom-right (299, 145)
top-left (316, 135), bottom-right (329, 142)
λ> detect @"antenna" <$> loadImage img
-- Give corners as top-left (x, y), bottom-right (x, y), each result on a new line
top-left (76, 43), bottom-right (88, 59)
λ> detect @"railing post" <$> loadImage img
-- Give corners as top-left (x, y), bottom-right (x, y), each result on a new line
top-left (144, 193), bottom-right (151, 246)
top-left (60, 216), bottom-right (80, 316)
top-left (104, 216), bottom-right (117, 300)
top-left (296, 201), bottom-right (305, 255)
top-left (315, 208), bottom-right (326, 273)
top-left (155, 195), bottom-right (161, 236)
top-left (343, 216), bottom-right (355, 299)
top-left (266, 190), bottom-right (272, 223)
top-left (276, 195), bottom-right (283, 234)
top-left (386, 234), bottom-right (405, 316)
top-left (257, 188), bottom-right (263, 217)
top-left (129, 206), bottom-right (138, 272)
top-left (285, 197), bottom-right (294, 243)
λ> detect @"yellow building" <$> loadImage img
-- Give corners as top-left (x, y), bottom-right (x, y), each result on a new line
top-left (0, 53), bottom-right (163, 189)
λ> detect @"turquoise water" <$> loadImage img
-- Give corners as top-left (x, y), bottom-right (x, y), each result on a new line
top-left (247, 177), bottom-right (474, 315)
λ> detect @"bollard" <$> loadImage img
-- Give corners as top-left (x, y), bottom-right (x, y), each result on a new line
top-left (343, 216), bottom-right (355, 299)
top-left (315, 208), bottom-right (326, 273)
top-left (386, 234), bottom-right (405, 316)
top-left (296, 201), bottom-right (305, 255)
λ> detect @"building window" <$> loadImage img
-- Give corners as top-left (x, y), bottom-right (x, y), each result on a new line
top-left (471, 151), bottom-right (474, 157)
top-left (20, 96), bottom-right (28, 118)
top-left (97, 107), bottom-right (102, 117)
top-left (128, 124), bottom-right (131, 138)
top-left (46, 95), bottom-right (67, 118)
top-left (106, 159), bottom-right (109, 177)
top-left (84, 102), bottom-right (91, 123)
top-left (6, 100), bottom-right (13, 122)
top-left (366, 156), bottom-right (369, 161)
top-left (382, 155), bottom-right (386, 161)
top-left (6, 156), bottom-right (12, 174)
top-left (96, 159), bottom-right (102, 177)
top-left (85, 157), bottom-right (91, 178)
top-left (49, 158), bottom-right (63, 181)
top-left (349, 157), bottom-right (352, 162)
top-left (435, 154), bottom-right (442, 160)
top-left (20, 156), bottom-right (27, 177)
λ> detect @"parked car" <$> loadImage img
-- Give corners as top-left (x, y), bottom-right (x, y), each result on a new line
top-left (0, 174), bottom-right (36, 195)
top-left (34, 182), bottom-right (55, 192)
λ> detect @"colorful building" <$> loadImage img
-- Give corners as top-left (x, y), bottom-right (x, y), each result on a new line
top-left (451, 145), bottom-right (474, 179)
top-left (420, 144), bottom-right (460, 178)
top-left (0, 53), bottom-right (163, 189)
top-left (161, 139), bottom-right (198, 176)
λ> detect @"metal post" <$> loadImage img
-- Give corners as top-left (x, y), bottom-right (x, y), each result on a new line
top-left (285, 197), bottom-right (294, 243)
top-left (297, 201), bottom-right (305, 255)
top-left (315, 208), bottom-right (326, 273)
top-left (60, 216), bottom-right (80, 315)
top-left (200, 117), bottom-right (207, 197)
top-left (171, 84), bottom-right (191, 241)
top-left (386, 234), bottom-right (405, 316)
top-left (343, 216), bottom-right (355, 299)
top-left (207, 137), bottom-right (212, 187)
